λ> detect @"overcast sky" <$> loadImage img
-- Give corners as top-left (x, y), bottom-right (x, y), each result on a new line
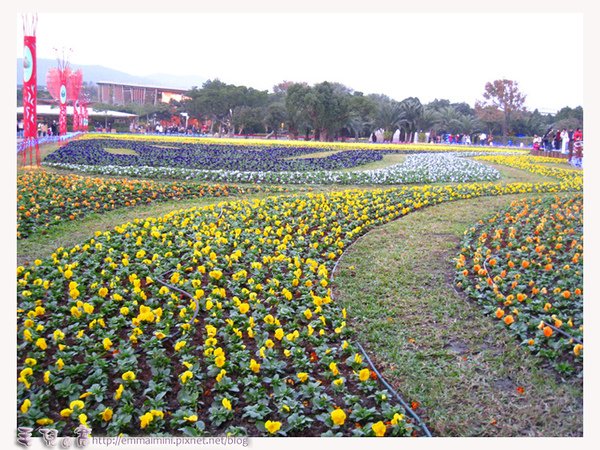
top-left (16, 12), bottom-right (583, 113)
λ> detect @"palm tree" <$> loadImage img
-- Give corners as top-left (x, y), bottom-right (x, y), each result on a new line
top-left (434, 106), bottom-right (464, 134)
top-left (373, 100), bottom-right (403, 132)
top-left (457, 115), bottom-right (484, 136)
top-left (418, 108), bottom-right (438, 131)
top-left (398, 97), bottom-right (423, 142)
top-left (343, 111), bottom-right (371, 141)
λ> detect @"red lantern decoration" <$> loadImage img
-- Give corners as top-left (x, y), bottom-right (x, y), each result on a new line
top-left (68, 70), bottom-right (83, 131)
top-left (46, 49), bottom-right (82, 136)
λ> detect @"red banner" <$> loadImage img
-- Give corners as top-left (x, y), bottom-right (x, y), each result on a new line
top-left (23, 34), bottom-right (40, 165)
top-left (23, 36), bottom-right (37, 139)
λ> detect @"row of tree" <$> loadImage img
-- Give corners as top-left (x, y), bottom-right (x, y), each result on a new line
top-left (22, 79), bottom-right (582, 140)
top-left (183, 79), bottom-right (583, 140)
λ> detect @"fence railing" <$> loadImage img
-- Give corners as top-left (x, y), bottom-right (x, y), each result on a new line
top-left (16, 132), bottom-right (84, 154)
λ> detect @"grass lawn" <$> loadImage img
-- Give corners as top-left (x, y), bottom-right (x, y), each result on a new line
top-left (332, 193), bottom-right (582, 436)
top-left (17, 142), bottom-right (62, 170)
top-left (338, 154), bottom-right (407, 172)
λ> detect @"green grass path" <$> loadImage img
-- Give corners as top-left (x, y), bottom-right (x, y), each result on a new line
top-left (333, 193), bottom-right (582, 436)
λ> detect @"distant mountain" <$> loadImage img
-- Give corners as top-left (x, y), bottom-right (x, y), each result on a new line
top-left (140, 73), bottom-right (206, 90)
top-left (16, 58), bottom-right (205, 90)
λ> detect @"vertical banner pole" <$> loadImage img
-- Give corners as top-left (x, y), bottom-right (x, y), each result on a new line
top-left (23, 30), bottom-right (39, 166)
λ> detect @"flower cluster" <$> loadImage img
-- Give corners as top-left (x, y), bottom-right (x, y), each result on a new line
top-left (44, 151), bottom-right (503, 185)
top-left (81, 133), bottom-right (525, 154)
top-left (44, 139), bottom-right (387, 172)
top-left (17, 164), bottom-right (580, 436)
top-left (454, 195), bottom-right (583, 375)
top-left (476, 155), bottom-right (582, 184)
top-left (17, 172), bottom-right (284, 239)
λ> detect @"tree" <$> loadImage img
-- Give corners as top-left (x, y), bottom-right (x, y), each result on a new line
top-left (263, 102), bottom-right (287, 138)
top-left (426, 98), bottom-right (451, 111)
top-left (456, 115), bottom-right (483, 137)
top-left (185, 79), bottom-right (269, 136)
top-left (344, 92), bottom-right (377, 139)
top-left (511, 108), bottom-right (547, 136)
top-left (231, 106), bottom-right (263, 135)
top-left (478, 79), bottom-right (527, 137)
top-left (554, 106), bottom-right (583, 129)
top-left (285, 83), bottom-right (312, 139)
top-left (474, 103), bottom-right (503, 135)
top-left (301, 81), bottom-right (350, 141)
top-left (273, 81), bottom-right (295, 97)
top-left (434, 106), bottom-right (464, 134)
top-left (451, 102), bottom-right (475, 117)
top-left (398, 97), bottom-right (423, 142)
top-left (417, 107), bottom-right (441, 138)
top-left (369, 94), bottom-right (403, 132)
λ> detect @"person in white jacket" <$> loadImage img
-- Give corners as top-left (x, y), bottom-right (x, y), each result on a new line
top-left (561, 129), bottom-right (570, 154)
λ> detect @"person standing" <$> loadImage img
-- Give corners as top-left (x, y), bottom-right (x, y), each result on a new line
top-left (561, 129), bottom-right (570, 154)
top-left (554, 130), bottom-right (562, 151)
top-left (479, 132), bottom-right (487, 146)
top-left (532, 135), bottom-right (541, 152)
top-left (542, 130), bottom-right (550, 151)
top-left (568, 129), bottom-right (574, 152)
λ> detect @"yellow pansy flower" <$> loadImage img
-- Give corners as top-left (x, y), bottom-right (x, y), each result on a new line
top-left (331, 408), bottom-right (346, 426)
top-left (265, 420), bottom-right (282, 434)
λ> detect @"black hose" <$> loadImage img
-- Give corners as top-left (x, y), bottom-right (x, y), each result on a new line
top-left (329, 208), bottom-right (433, 437)
top-left (356, 341), bottom-right (433, 437)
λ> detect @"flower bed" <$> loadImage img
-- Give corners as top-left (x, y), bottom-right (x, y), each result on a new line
top-left (475, 155), bottom-right (580, 180)
top-left (44, 139), bottom-right (387, 172)
top-left (82, 133), bottom-right (528, 153)
top-left (17, 172), bottom-right (581, 437)
top-left (17, 172), bottom-right (284, 240)
top-left (454, 194), bottom-right (583, 375)
top-left (45, 153), bottom-right (503, 185)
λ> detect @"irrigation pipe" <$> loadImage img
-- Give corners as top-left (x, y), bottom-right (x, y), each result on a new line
top-left (356, 341), bottom-right (433, 437)
top-left (153, 199), bottom-right (433, 436)
top-left (329, 206), bottom-right (433, 438)
top-left (123, 207), bottom-right (225, 346)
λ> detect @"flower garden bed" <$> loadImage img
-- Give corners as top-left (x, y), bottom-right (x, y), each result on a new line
top-left (44, 139), bottom-right (387, 172)
top-left (41, 137), bottom-right (534, 185)
top-left (80, 133), bottom-right (527, 154)
top-left (45, 149), bottom-right (505, 185)
top-left (17, 162), bottom-right (581, 437)
top-left (454, 194), bottom-right (583, 376)
top-left (17, 172), bottom-right (285, 240)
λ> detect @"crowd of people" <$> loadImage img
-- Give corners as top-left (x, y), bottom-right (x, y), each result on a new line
top-left (532, 128), bottom-right (583, 167)
top-left (17, 120), bottom-right (60, 138)
top-left (426, 133), bottom-right (488, 145)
